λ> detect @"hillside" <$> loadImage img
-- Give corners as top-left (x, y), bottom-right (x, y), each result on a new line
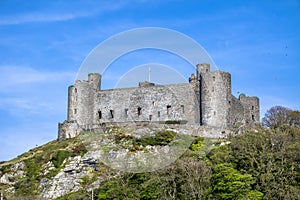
top-left (0, 125), bottom-right (299, 199)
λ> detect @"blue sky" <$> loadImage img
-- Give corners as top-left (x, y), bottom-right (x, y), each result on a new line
top-left (0, 0), bottom-right (299, 161)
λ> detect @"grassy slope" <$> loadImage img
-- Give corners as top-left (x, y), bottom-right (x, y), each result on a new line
top-left (5, 127), bottom-right (298, 200)
top-left (0, 136), bottom-right (87, 197)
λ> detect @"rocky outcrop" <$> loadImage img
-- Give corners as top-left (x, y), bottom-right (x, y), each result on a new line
top-left (0, 162), bottom-right (25, 194)
top-left (0, 162), bottom-right (25, 185)
top-left (40, 153), bottom-right (106, 199)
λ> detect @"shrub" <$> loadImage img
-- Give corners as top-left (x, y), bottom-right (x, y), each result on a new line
top-left (134, 130), bottom-right (176, 146)
top-left (51, 150), bottom-right (70, 168)
top-left (164, 120), bottom-right (188, 124)
top-left (190, 137), bottom-right (204, 151)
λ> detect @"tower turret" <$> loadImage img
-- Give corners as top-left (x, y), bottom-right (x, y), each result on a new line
top-left (196, 63), bottom-right (210, 77)
top-left (88, 73), bottom-right (101, 91)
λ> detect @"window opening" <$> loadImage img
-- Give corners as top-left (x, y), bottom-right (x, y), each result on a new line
top-left (167, 105), bottom-right (171, 115)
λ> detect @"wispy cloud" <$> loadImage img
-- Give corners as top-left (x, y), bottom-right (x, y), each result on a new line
top-left (0, 66), bottom-right (73, 116)
top-left (0, 1), bottom-right (130, 25)
top-left (0, 97), bottom-right (55, 115)
top-left (0, 66), bottom-right (76, 91)
top-left (0, 12), bottom-right (85, 25)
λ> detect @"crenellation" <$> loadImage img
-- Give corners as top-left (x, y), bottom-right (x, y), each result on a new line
top-left (58, 63), bottom-right (260, 139)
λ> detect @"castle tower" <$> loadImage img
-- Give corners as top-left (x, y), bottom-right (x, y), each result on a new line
top-left (189, 72), bottom-right (201, 124)
top-left (199, 64), bottom-right (232, 128)
top-left (67, 85), bottom-right (76, 121)
top-left (239, 94), bottom-right (260, 125)
top-left (66, 73), bottom-right (101, 128)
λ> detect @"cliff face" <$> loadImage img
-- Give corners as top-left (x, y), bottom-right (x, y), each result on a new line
top-left (0, 157), bottom-right (97, 199)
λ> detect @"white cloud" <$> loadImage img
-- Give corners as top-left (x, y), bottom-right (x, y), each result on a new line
top-left (0, 13), bottom-right (84, 25)
top-left (0, 66), bottom-right (73, 117)
top-left (0, 66), bottom-right (76, 91)
top-left (0, 1), bottom-right (131, 25)
top-left (0, 97), bottom-right (55, 115)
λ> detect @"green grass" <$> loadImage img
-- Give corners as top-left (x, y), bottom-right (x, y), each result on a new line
top-left (133, 130), bottom-right (176, 146)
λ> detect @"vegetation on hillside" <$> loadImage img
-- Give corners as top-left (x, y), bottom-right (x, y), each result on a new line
top-left (0, 105), bottom-right (299, 199)
top-left (0, 137), bottom-right (87, 199)
top-left (86, 127), bottom-right (298, 200)
top-left (62, 106), bottom-right (300, 199)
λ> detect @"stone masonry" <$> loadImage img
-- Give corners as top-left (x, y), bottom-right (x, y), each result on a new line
top-left (58, 64), bottom-right (259, 139)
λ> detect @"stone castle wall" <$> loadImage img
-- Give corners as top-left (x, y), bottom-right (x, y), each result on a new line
top-left (229, 95), bottom-right (245, 127)
top-left (239, 94), bottom-right (260, 125)
top-left (58, 64), bottom-right (260, 139)
top-left (92, 83), bottom-right (199, 125)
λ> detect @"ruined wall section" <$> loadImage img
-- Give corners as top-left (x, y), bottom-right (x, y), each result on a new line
top-left (92, 83), bottom-right (199, 125)
top-left (200, 64), bottom-right (232, 128)
top-left (229, 95), bottom-right (245, 127)
top-left (239, 94), bottom-right (260, 126)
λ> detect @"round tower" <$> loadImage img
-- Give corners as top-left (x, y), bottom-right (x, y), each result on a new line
top-left (67, 85), bottom-right (75, 121)
top-left (200, 69), bottom-right (232, 128)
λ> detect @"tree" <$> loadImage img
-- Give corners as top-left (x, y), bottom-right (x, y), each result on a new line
top-left (229, 128), bottom-right (300, 199)
top-left (262, 106), bottom-right (300, 129)
top-left (207, 127), bottom-right (300, 199)
top-left (289, 110), bottom-right (300, 127)
top-left (208, 163), bottom-right (263, 200)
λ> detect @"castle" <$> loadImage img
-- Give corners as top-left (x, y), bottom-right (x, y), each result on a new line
top-left (58, 63), bottom-right (259, 139)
